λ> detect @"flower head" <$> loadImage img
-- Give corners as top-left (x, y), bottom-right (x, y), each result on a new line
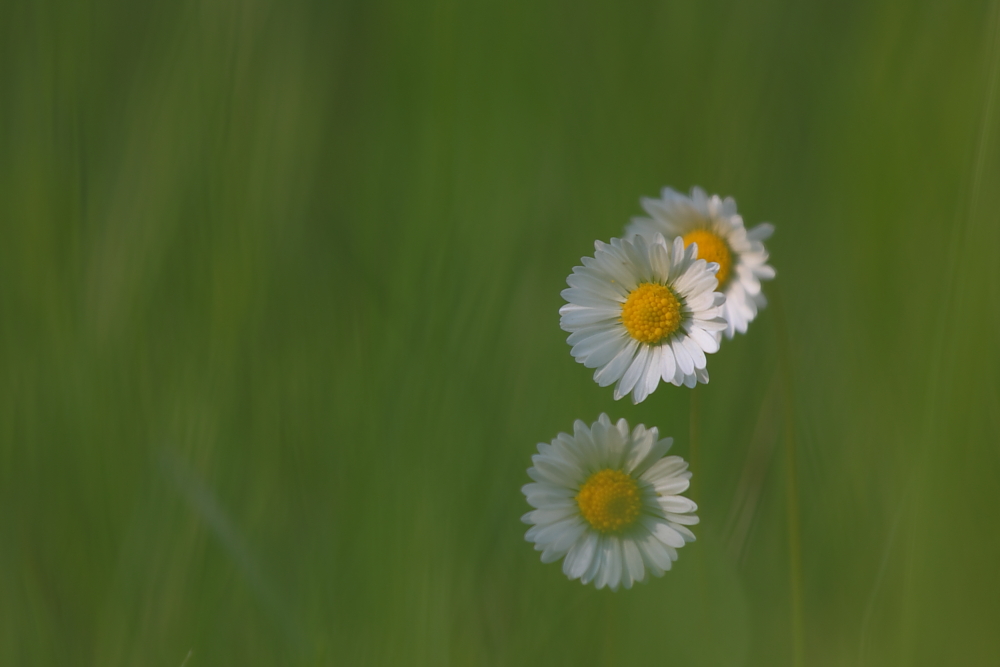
top-left (560, 234), bottom-right (727, 402)
top-left (522, 414), bottom-right (698, 590)
top-left (625, 186), bottom-right (776, 339)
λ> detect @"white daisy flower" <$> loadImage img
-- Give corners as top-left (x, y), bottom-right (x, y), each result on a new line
top-left (559, 234), bottom-right (727, 401)
top-left (625, 186), bottom-right (776, 339)
top-left (522, 414), bottom-right (698, 591)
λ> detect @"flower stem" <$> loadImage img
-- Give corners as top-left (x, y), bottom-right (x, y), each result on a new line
top-left (774, 287), bottom-right (805, 667)
top-left (688, 385), bottom-right (701, 505)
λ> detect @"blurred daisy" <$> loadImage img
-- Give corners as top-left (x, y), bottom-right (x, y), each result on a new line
top-left (625, 186), bottom-right (776, 339)
top-left (522, 414), bottom-right (698, 591)
top-left (560, 234), bottom-right (727, 401)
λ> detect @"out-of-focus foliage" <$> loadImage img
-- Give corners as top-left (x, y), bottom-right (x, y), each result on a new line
top-left (2, 1), bottom-right (999, 665)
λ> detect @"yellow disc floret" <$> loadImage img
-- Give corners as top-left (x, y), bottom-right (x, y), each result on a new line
top-left (682, 228), bottom-right (733, 287)
top-left (621, 283), bottom-right (682, 344)
top-left (576, 469), bottom-right (642, 533)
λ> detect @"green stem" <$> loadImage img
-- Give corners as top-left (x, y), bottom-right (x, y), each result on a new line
top-left (774, 287), bottom-right (805, 667)
top-left (687, 383), bottom-right (711, 650)
top-left (689, 385), bottom-right (701, 505)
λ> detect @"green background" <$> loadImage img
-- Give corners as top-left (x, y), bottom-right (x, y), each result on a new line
top-left (3, 1), bottom-right (999, 665)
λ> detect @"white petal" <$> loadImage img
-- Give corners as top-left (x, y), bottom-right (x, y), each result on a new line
top-left (639, 345), bottom-right (663, 403)
top-left (545, 519), bottom-right (588, 555)
top-left (561, 287), bottom-right (619, 309)
top-left (682, 336), bottom-right (707, 369)
top-left (677, 270), bottom-right (719, 300)
top-left (651, 476), bottom-right (690, 496)
top-left (529, 505), bottom-right (579, 526)
top-left (560, 304), bottom-right (622, 329)
top-left (605, 537), bottom-right (624, 591)
top-left (640, 515), bottom-right (687, 548)
top-left (567, 323), bottom-right (619, 346)
top-left (527, 465), bottom-right (571, 488)
top-left (659, 343), bottom-right (676, 383)
top-left (641, 456), bottom-right (688, 482)
top-left (631, 437), bottom-right (673, 478)
top-left (563, 531), bottom-right (599, 580)
top-left (615, 417), bottom-right (630, 441)
top-left (671, 262), bottom-right (700, 295)
top-left (669, 523), bottom-right (697, 542)
top-left (532, 453), bottom-right (583, 485)
top-left (522, 482), bottom-right (574, 498)
top-left (567, 272), bottom-right (629, 301)
top-left (671, 338), bottom-right (694, 375)
top-left (629, 350), bottom-right (657, 404)
top-left (570, 326), bottom-right (624, 357)
top-left (664, 511), bottom-right (700, 525)
top-left (721, 197), bottom-right (737, 217)
top-left (630, 239), bottom-right (658, 284)
top-left (540, 548), bottom-right (564, 564)
top-left (685, 325), bottom-right (720, 354)
top-left (623, 427), bottom-right (656, 475)
top-left (756, 265), bottom-right (776, 281)
top-left (637, 529), bottom-right (673, 574)
top-left (657, 495), bottom-right (698, 515)
top-left (572, 420), bottom-right (596, 460)
top-left (668, 237), bottom-right (687, 281)
top-left (647, 240), bottom-right (672, 280)
top-left (586, 254), bottom-right (637, 291)
top-left (623, 538), bottom-right (645, 588)
top-left (671, 360), bottom-right (688, 386)
top-left (524, 489), bottom-right (577, 509)
top-left (691, 317), bottom-right (727, 333)
top-left (747, 222), bottom-right (774, 241)
top-left (581, 535), bottom-right (606, 585)
top-left (602, 418), bottom-right (628, 470)
top-left (736, 264), bottom-right (762, 295)
top-left (593, 537), bottom-right (615, 589)
top-left (594, 339), bottom-right (638, 387)
top-left (683, 291), bottom-right (717, 313)
top-left (615, 344), bottom-right (651, 400)
top-left (580, 334), bottom-right (630, 369)
top-left (538, 519), bottom-right (584, 561)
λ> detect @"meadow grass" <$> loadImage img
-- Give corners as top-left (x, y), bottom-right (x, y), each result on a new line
top-left (2, 1), bottom-right (999, 664)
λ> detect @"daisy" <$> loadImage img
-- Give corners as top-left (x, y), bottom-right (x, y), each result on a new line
top-left (522, 414), bottom-right (698, 591)
top-left (625, 186), bottom-right (776, 339)
top-left (560, 234), bottom-right (727, 401)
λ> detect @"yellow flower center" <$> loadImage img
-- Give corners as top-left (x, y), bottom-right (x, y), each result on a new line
top-left (620, 283), bottom-right (681, 345)
top-left (576, 469), bottom-right (642, 533)
top-left (682, 229), bottom-right (732, 287)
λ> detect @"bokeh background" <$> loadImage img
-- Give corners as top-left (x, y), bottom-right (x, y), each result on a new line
top-left (3, 1), bottom-right (1000, 665)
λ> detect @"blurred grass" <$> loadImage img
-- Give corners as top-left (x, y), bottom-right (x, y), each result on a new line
top-left (2, 0), bottom-right (999, 665)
